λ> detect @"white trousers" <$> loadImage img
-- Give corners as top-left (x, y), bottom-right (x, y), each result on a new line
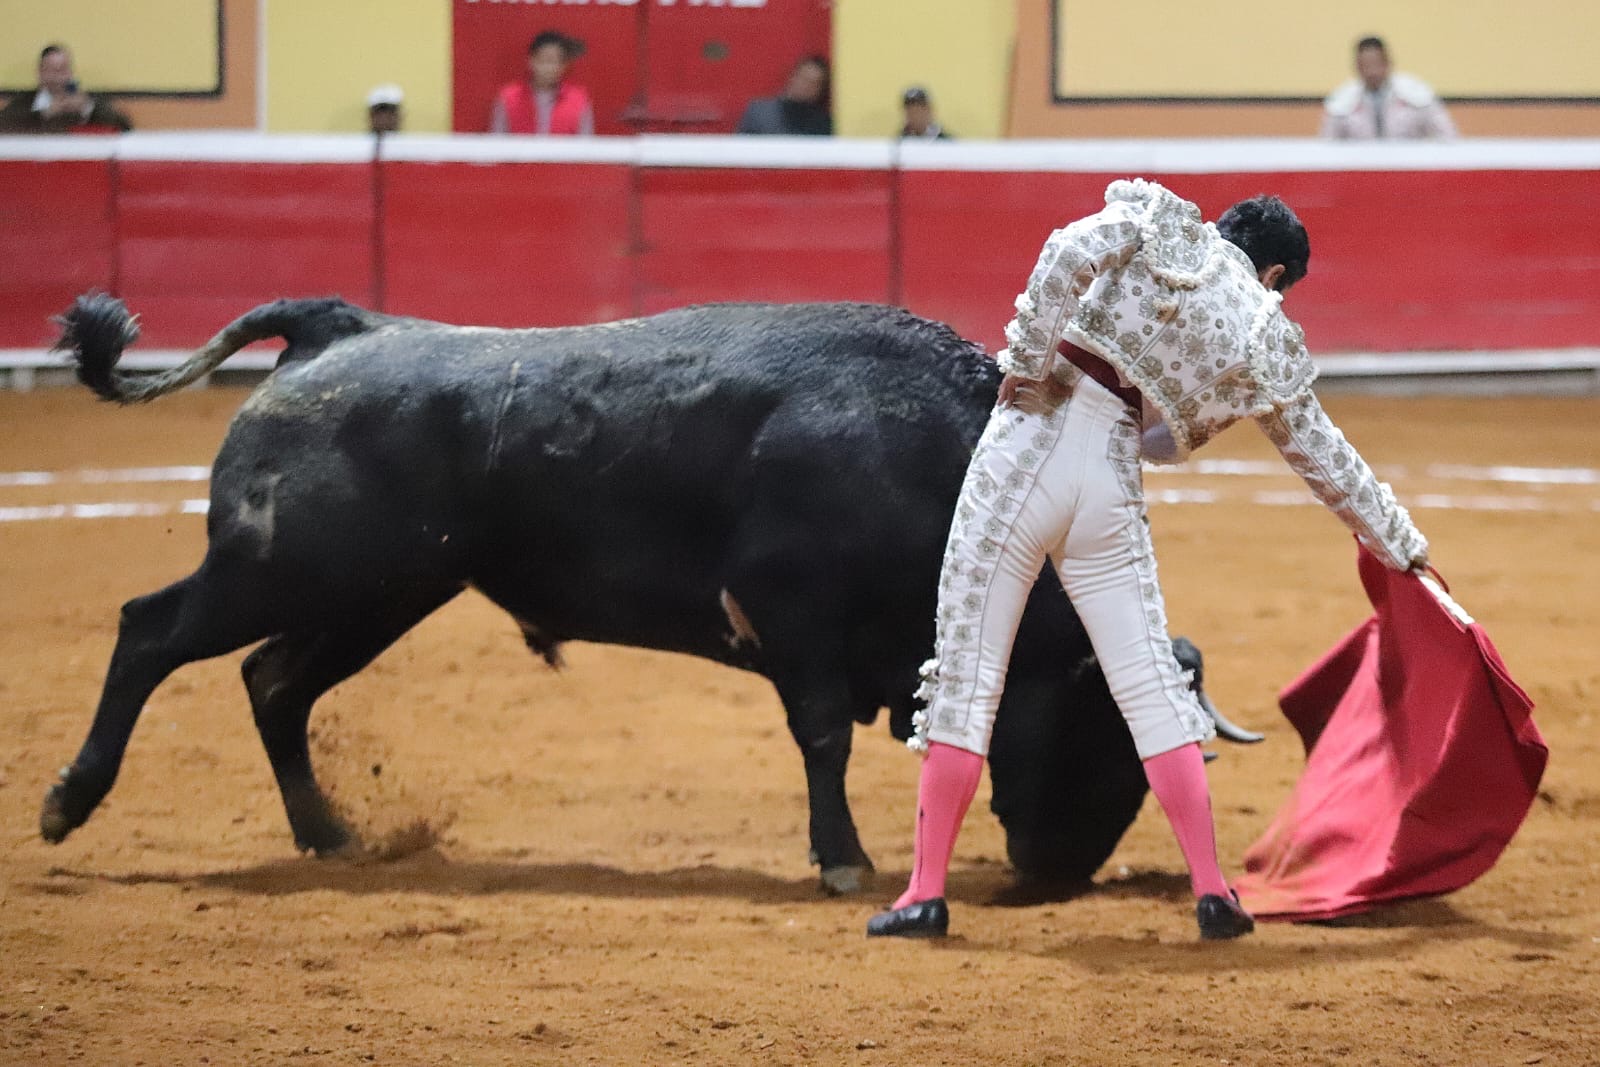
top-left (914, 370), bottom-right (1214, 760)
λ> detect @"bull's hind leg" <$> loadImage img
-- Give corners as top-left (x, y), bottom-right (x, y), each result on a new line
top-left (767, 664), bottom-right (876, 895)
top-left (242, 593), bottom-right (458, 856)
top-left (42, 569), bottom-right (276, 844)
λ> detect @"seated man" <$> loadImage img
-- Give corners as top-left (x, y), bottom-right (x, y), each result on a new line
top-left (0, 44), bottom-right (132, 133)
top-left (1321, 36), bottom-right (1455, 140)
top-left (367, 84), bottom-right (403, 135)
top-left (736, 56), bottom-right (832, 136)
top-left (899, 86), bottom-right (950, 140)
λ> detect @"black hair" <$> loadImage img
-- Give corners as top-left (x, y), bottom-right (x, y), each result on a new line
top-left (40, 43), bottom-right (66, 61)
top-left (1356, 36), bottom-right (1386, 55)
top-left (1216, 195), bottom-right (1310, 291)
top-left (786, 54), bottom-right (831, 108)
top-left (530, 30), bottom-right (582, 58)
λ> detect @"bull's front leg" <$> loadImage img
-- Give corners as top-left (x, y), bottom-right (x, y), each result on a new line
top-left (774, 676), bottom-right (875, 895)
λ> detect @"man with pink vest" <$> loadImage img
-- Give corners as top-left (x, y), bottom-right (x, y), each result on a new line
top-left (491, 30), bottom-right (595, 136)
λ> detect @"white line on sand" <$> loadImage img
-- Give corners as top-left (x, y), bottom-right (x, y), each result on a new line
top-left (0, 466), bottom-right (211, 487)
top-left (0, 499), bottom-right (209, 523)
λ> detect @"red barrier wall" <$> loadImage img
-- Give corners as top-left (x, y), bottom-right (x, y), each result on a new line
top-left (898, 167), bottom-right (1600, 354)
top-left (637, 167), bottom-right (892, 312)
top-left (0, 160), bottom-right (116, 348)
top-left (116, 161), bottom-right (376, 348)
top-left (3, 140), bottom-right (1598, 357)
top-left (898, 171), bottom-right (1108, 351)
top-left (382, 160), bottom-right (635, 327)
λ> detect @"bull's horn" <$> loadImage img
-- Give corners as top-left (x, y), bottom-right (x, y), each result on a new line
top-left (1200, 690), bottom-right (1264, 744)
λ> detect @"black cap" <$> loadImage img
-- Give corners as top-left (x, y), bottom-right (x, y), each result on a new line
top-left (902, 86), bottom-right (930, 106)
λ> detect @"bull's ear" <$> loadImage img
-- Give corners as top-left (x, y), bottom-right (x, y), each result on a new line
top-left (1170, 635), bottom-right (1203, 681)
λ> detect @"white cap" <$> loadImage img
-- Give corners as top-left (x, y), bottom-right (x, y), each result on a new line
top-left (366, 84), bottom-right (404, 108)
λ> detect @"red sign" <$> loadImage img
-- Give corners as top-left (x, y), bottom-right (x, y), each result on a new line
top-left (452, 0), bottom-right (831, 135)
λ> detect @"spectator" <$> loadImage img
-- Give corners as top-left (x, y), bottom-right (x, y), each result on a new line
top-left (367, 84), bottom-right (403, 135)
top-left (736, 56), bottom-right (832, 136)
top-left (0, 44), bottom-right (131, 133)
top-left (491, 30), bottom-right (594, 136)
top-left (899, 86), bottom-right (950, 140)
top-left (1321, 36), bottom-right (1455, 140)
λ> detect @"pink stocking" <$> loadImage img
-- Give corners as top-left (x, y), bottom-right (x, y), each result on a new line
top-left (1142, 742), bottom-right (1231, 898)
top-left (892, 741), bottom-right (985, 909)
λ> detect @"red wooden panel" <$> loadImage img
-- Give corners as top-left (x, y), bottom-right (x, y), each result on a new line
top-left (117, 161), bottom-right (374, 347)
top-left (451, 1), bottom-right (642, 136)
top-left (8, 153), bottom-right (1595, 359)
top-left (0, 160), bottom-right (115, 348)
top-left (381, 161), bottom-right (634, 327)
top-left (901, 169), bottom-right (1600, 354)
top-left (637, 167), bottom-right (892, 312)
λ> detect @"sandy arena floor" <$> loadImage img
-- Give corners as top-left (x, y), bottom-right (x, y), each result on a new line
top-left (1, 388), bottom-right (1597, 1066)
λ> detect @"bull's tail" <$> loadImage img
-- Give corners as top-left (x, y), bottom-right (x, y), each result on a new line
top-left (56, 293), bottom-right (386, 405)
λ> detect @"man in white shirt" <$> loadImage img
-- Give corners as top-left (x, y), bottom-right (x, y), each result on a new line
top-left (1321, 36), bottom-right (1455, 140)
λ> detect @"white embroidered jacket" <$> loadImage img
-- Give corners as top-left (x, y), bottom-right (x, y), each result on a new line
top-left (998, 178), bottom-right (1427, 571)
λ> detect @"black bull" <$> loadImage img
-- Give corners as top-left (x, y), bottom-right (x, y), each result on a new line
top-left (42, 296), bottom-right (1255, 894)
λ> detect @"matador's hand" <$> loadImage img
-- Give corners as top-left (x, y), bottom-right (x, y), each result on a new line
top-left (996, 374), bottom-right (1022, 409)
top-left (1004, 376), bottom-right (1069, 417)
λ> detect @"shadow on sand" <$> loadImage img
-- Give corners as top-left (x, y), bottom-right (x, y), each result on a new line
top-left (41, 851), bottom-right (1170, 909)
top-left (920, 893), bottom-right (1578, 973)
top-left (41, 853), bottom-right (1575, 972)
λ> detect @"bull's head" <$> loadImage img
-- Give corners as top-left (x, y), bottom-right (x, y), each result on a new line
top-left (1171, 636), bottom-right (1265, 745)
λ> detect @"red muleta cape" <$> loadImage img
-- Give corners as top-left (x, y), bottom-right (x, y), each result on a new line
top-left (1236, 547), bottom-right (1546, 921)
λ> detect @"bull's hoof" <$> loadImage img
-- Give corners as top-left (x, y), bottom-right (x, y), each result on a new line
top-left (310, 836), bottom-right (366, 861)
top-left (295, 821), bottom-right (361, 859)
top-left (40, 771), bottom-right (93, 844)
top-left (820, 863), bottom-right (874, 896)
top-left (39, 783), bottom-right (76, 843)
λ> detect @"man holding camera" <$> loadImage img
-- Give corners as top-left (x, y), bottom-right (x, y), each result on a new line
top-left (1, 44), bottom-right (132, 133)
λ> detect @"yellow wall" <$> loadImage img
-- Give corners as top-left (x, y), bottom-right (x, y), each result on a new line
top-left (833, 0), bottom-right (1016, 139)
top-left (1056, 0), bottom-right (1600, 99)
top-left (0, 0), bottom-right (219, 92)
top-left (1015, 0), bottom-right (1600, 137)
top-left (264, 0), bottom-right (452, 133)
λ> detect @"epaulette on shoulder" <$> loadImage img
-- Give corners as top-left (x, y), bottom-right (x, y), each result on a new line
top-left (1112, 180), bottom-right (1214, 288)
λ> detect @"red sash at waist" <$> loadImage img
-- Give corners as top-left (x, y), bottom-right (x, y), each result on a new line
top-left (1056, 341), bottom-right (1141, 410)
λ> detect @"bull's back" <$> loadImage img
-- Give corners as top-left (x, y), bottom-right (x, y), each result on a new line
top-left (207, 303), bottom-right (997, 664)
top-left (468, 304), bottom-right (997, 661)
